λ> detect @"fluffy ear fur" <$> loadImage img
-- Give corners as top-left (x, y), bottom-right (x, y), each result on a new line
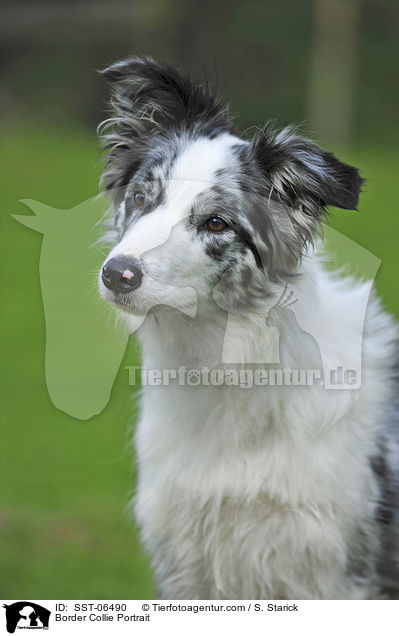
top-left (239, 125), bottom-right (365, 277)
top-left (99, 56), bottom-right (231, 202)
top-left (251, 125), bottom-right (364, 215)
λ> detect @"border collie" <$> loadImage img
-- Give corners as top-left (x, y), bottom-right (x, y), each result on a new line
top-left (98, 57), bottom-right (399, 599)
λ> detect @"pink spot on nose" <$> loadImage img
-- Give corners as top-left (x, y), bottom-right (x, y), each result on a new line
top-left (122, 269), bottom-right (134, 280)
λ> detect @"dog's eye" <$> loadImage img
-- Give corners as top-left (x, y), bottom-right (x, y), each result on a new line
top-left (134, 192), bottom-right (145, 207)
top-left (206, 216), bottom-right (228, 232)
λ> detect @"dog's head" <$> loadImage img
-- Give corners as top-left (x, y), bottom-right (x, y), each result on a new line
top-left (98, 57), bottom-right (363, 317)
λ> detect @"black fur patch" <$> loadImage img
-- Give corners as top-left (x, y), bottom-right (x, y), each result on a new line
top-left (100, 57), bottom-right (232, 202)
top-left (101, 57), bottom-right (231, 136)
top-left (370, 436), bottom-right (399, 596)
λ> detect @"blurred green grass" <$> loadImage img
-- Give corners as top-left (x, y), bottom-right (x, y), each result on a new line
top-left (0, 126), bottom-right (156, 599)
top-left (0, 125), bottom-right (398, 599)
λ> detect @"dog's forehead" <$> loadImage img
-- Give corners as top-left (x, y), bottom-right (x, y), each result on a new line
top-left (159, 133), bottom-right (246, 212)
top-left (170, 133), bottom-right (242, 181)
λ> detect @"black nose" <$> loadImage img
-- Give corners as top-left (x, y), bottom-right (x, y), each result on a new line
top-left (102, 257), bottom-right (143, 293)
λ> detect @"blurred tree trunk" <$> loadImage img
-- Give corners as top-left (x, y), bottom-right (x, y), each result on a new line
top-left (309, 0), bottom-right (361, 148)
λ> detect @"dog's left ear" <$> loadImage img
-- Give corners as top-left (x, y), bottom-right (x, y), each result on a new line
top-left (251, 125), bottom-right (364, 215)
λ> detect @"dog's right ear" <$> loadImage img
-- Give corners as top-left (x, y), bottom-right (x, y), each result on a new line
top-left (99, 56), bottom-right (231, 200)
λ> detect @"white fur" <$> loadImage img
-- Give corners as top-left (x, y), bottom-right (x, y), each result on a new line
top-left (132, 259), bottom-right (397, 599)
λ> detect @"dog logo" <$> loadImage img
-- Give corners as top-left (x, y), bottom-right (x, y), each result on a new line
top-left (2, 602), bottom-right (51, 633)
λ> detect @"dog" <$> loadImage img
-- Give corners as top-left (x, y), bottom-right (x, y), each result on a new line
top-left (98, 57), bottom-right (399, 599)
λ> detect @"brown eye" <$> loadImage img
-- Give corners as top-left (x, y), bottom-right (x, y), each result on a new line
top-left (134, 192), bottom-right (145, 207)
top-left (206, 216), bottom-right (228, 232)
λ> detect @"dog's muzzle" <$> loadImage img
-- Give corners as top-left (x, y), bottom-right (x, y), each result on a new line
top-left (101, 257), bottom-right (143, 294)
